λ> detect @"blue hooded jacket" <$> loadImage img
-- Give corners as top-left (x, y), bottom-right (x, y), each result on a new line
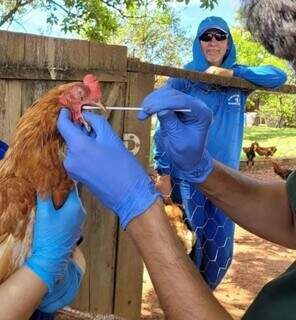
top-left (155, 16), bottom-right (287, 171)
top-left (153, 17), bottom-right (287, 288)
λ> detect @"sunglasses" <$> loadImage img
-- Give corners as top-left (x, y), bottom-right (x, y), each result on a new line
top-left (199, 32), bottom-right (228, 42)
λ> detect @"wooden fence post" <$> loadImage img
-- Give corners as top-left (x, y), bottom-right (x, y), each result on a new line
top-left (114, 71), bottom-right (155, 320)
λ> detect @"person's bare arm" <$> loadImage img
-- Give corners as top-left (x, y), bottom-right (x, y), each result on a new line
top-left (127, 199), bottom-right (233, 320)
top-left (0, 267), bottom-right (47, 320)
top-left (199, 161), bottom-right (296, 248)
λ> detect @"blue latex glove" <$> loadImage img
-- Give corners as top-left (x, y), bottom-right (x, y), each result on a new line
top-left (0, 140), bottom-right (8, 159)
top-left (138, 87), bottom-right (214, 183)
top-left (57, 109), bottom-right (160, 229)
top-left (25, 190), bottom-right (85, 292)
top-left (38, 259), bottom-right (83, 313)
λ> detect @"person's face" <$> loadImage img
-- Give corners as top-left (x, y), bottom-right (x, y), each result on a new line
top-left (200, 30), bottom-right (228, 67)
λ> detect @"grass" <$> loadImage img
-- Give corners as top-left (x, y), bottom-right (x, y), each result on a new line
top-left (150, 120), bottom-right (296, 163)
top-left (241, 126), bottom-right (296, 159)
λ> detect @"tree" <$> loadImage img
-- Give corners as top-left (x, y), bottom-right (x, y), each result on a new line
top-left (112, 3), bottom-right (192, 67)
top-left (232, 27), bottom-right (296, 127)
top-left (0, 0), bottom-right (218, 42)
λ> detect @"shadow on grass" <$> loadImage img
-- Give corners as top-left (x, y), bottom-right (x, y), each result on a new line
top-left (244, 127), bottom-right (296, 143)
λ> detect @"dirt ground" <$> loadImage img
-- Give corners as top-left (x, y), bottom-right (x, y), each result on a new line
top-left (141, 164), bottom-right (296, 319)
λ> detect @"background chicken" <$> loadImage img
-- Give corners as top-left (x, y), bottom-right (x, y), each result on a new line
top-left (255, 144), bottom-right (277, 158)
top-left (164, 202), bottom-right (196, 254)
top-left (243, 142), bottom-right (258, 167)
top-left (272, 162), bottom-right (293, 180)
top-left (149, 169), bottom-right (196, 254)
top-left (0, 74), bottom-right (104, 284)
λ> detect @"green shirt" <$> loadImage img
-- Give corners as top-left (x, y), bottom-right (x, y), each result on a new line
top-left (242, 171), bottom-right (296, 320)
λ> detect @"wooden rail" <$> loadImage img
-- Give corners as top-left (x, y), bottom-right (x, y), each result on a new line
top-left (128, 58), bottom-right (296, 94)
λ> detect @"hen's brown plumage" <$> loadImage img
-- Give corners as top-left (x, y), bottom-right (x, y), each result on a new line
top-left (0, 75), bottom-right (102, 283)
top-left (272, 162), bottom-right (293, 180)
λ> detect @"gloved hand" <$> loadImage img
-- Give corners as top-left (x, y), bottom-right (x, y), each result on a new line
top-left (57, 109), bottom-right (160, 229)
top-left (0, 140), bottom-right (8, 160)
top-left (138, 87), bottom-right (214, 183)
top-left (25, 190), bottom-right (85, 292)
top-left (38, 259), bottom-right (83, 313)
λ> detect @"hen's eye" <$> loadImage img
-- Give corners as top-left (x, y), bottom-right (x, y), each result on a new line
top-left (73, 87), bottom-right (85, 100)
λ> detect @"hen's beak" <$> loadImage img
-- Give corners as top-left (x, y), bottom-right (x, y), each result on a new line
top-left (80, 115), bottom-right (92, 133)
top-left (81, 102), bottom-right (106, 133)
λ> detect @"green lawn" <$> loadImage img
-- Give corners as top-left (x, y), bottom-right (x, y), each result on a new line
top-left (241, 126), bottom-right (296, 159)
top-left (150, 122), bottom-right (296, 163)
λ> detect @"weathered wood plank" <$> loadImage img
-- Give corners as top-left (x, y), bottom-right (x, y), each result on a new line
top-left (63, 39), bottom-right (90, 70)
top-left (24, 33), bottom-right (48, 67)
top-left (0, 80), bottom-right (22, 143)
top-left (72, 186), bottom-right (118, 314)
top-left (0, 65), bottom-right (127, 82)
top-left (0, 31), bottom-right (25, 65)
top-left (72, 187), bottom-right (91, 311)
top-left (20, 80), bottom-right (59, 115)
top-left (114, 72), bottom-right (155, 320)
top-left (127, 58), bottom-right (296, 94)
top-left (90, 42), bottom-right (127, 74)
top-left (87, 84), bottom-right (127, 314)
top-left (72, 82), bottom-right (126, 314)
top-left (0, 31), bottom-right (127, 82)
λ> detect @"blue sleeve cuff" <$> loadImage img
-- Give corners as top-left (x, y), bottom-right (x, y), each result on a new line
top-left (171, 150), bottom-right (214, 184)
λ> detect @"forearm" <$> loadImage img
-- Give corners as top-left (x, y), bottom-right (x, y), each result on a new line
top-left (199, 161), bottom-right (296, 248)
top-left (233, 65), bottom-right (287, 88)
top-left (127, 199), bottom-right (232, 320)
top-left (0, 267), bottom-right (47, 320)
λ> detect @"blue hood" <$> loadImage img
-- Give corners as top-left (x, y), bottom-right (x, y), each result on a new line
top-left (185, 16), bottom-right (236, 72)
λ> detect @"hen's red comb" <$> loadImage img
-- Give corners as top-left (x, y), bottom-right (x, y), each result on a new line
top-left (83, 74), bottom-right (102, 102)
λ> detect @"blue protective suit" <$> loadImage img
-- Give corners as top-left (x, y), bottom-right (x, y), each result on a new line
top-left (154, 16), bottom-right (287, 289)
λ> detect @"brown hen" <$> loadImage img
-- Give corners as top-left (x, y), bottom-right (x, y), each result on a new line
top-left (150, 170), bottom-right (196, 254)
top-left (272, 162), bottom-right (293, 180)
top-left (0, 74), bottom-right (105, 283)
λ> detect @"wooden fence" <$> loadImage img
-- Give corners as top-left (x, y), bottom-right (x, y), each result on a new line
top-left (1, 30), bottom-right (296, 320)
top-left (0, 30), bottom-right (154, 320)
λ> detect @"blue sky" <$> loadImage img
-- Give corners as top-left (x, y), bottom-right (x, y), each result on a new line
top-left (173, 0), bottom-right (241, 37)
top-left (0, 0), bottom-right (241, 39)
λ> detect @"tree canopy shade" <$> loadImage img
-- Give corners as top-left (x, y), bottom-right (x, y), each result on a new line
top-left (112, 5), bottom-right (192, 67)
top-left (0, 0), bottom-right (218, 42)
top-left (232, 27), bottom-right (296, 127)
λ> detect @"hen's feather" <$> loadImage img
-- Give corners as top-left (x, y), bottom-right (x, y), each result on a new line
top-left (0, 75), bottom-right (101, 283)
top-left (0, 176), bottom-right (35, 282)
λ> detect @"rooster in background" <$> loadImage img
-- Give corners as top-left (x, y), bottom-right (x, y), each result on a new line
top-left (243, 142), bottom-right (258, 167)
top-left (255, 144), bottom-right (277, 158)
top-left (0, 74), bottom-right (105, 285)
top-left (272, 162), bottom-right (293, 180)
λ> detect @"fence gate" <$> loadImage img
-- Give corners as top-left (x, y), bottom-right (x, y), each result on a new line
top-left (0, 30), bottom-right (155, 320)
